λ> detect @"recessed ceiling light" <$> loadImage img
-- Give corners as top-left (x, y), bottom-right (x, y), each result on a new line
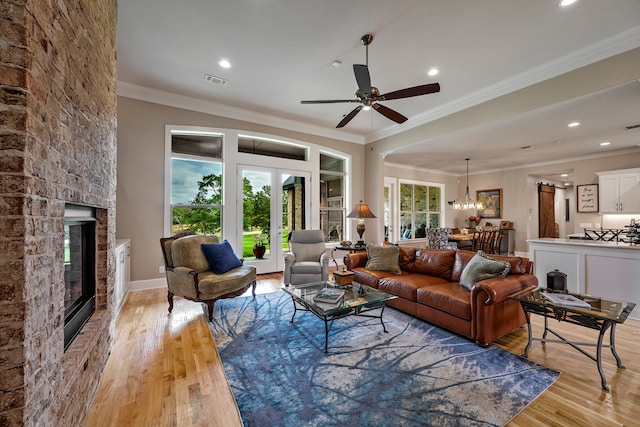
top-left (559, 0), bottom-right (578, 7)
top-left (218, 59), bottom-right (231, 69)
top-left (600, 141), bottom-right (611, 146)
top-left (561, 173), bottom-right (569, 177)
top-left (332, 60), bottom-right (342, 67)
top-left (564, 182), bottom-right (571, 186)
top-left (568, 121), bottom-right (580, 127)
top-left (427, 68), bottom-right (439, 77)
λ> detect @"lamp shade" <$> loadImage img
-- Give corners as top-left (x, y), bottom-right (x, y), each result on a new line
top-left (346, 201), bottom-right (377, 219)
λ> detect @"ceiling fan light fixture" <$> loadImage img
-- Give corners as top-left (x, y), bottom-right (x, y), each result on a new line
top-left (300, 34), bottom-right (441, 128)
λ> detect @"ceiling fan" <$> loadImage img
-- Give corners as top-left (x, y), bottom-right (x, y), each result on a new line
top-left (301, 34), bottom-right (441, 128)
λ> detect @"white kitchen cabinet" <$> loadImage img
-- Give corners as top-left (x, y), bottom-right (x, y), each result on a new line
top-left (597, 168), bottom-right (640, 213)
top-left (114, 239), bottom-right (131, 313)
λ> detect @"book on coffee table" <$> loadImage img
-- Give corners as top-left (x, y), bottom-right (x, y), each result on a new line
top-left (313, 288), bottom-right (345, 304)
top-left (541, 292), bottom-right (591, 308)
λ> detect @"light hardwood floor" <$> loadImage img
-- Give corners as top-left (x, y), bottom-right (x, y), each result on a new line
top-left (86, 274), bottom-right (640, 426)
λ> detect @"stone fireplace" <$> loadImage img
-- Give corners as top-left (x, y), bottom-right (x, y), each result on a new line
top-left (0, 1), bottom-right (118, 426)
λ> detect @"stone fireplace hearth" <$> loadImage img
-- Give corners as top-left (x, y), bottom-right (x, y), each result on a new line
top-left (0, 1), bottom-right (118, 426)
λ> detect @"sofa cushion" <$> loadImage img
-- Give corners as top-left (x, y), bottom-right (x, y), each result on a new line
top-left (485, 253), bottom-right (530, 275)
top-left (201, 240), bottom-right (243, 274)
top-left (172, 234), bottom-right (219, 273)
top-left (351, 267), bottom-right (389, 289)
top-left (452, 250), bottom-right (476, 282)
top-left (379, 273), bottom-right (448, 301)
top-left (459, 251), bottom-right (510, 290)
top-left (417, 283), bottom-right (472, 320)
top-left (398, 246), bottom-right (417, 272)
top-left (414, 248), bottom-right (456, 281)
top-left (365, 245), bottom-right (402, 275)
top-left (290, 261), bottom-right (323, 275)
top-left (289, 241), bottom-right (326, 262)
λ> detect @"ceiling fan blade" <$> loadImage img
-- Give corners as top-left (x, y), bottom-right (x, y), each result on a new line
top-left (373, 103), bottom-right (408, 124)
top-left (380, 83), bottom-right (441, 101)
top-left (301, 99), bottom-right (360, 104)
top-left (353, 64), bottom-right (371, 97)
top-left (336, 105), bottom-right (363, 128)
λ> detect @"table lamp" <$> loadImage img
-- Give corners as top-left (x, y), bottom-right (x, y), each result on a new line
top-left (346, 200), bottom-right (376, 248)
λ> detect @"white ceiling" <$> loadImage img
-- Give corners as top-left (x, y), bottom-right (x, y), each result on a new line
top-left (116, 0), bottom-right (640, 179)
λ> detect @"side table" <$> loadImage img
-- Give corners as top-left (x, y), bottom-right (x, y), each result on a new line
top-left (331, 245), bottom-right (366, 270)
top-left (511, 289), bottom-right (635, 391)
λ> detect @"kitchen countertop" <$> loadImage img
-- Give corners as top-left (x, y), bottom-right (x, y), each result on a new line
top-left (528, 238), bottom-right (639, 250)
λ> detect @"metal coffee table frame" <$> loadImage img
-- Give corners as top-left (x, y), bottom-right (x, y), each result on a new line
top-left (282, 281), bottom-right (397, 353)
top-left (512, 289), bottom-right (635, 391)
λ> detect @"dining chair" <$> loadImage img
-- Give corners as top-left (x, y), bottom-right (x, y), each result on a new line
top-left (471, 230), bottom-right (502, 254)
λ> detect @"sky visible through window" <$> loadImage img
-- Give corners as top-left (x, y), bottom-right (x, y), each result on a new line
top-left (172, 158), bottom-right (272, 204)
top-left (171, 158), bottom-right (221, 204)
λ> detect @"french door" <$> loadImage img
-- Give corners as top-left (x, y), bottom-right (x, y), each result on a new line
top-left (237, 165), bottom-right (310, 274)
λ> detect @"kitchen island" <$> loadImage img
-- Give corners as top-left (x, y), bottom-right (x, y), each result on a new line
top-left (528, 238), bottom-right (639, 320)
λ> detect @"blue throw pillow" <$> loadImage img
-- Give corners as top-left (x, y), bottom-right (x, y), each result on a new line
top-left (201, 240), bottom-right (242, 274)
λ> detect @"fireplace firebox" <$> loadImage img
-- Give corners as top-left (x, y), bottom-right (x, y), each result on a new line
top-left (64, 204), bottom-right (97, 350)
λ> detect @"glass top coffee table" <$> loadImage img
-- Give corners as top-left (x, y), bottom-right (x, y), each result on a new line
top-left (282, 281), bottom-right (397, 353)
top-left (511, 289), bottom-right (635, 391)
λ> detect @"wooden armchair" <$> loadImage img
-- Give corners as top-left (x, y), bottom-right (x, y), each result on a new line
top-left (160, 232), bottom-right (256, 321)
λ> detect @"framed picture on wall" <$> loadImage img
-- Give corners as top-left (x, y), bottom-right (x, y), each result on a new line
top-left (576, 184), bottom-right (598, 212)
top-left (476, 188), bottom-right (503, 219)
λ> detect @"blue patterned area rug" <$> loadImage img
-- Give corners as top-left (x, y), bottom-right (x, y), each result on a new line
top-left (208, 291), bottom-right (559, 427)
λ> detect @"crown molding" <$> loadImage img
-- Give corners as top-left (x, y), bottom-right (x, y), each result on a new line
top-left (117, 82), bottom-right (365, 145)
top-left (384, 147), bottom-right (640, 178)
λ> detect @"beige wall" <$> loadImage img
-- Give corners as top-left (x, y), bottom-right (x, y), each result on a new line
top-left (116, 96), bottom-right (364, 281)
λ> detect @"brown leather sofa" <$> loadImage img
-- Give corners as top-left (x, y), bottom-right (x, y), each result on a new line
top-left (344, 247), bottom-right (537, 346)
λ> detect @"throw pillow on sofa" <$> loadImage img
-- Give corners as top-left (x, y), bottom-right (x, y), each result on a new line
top-left (459, 251), bottom-right (510, 290)
top-left (201, 240), bottom-right (243, 274)
top-left (365, 244), bottom-right (402, 275)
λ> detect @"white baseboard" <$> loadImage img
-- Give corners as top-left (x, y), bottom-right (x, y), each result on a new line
top-left (128, 277), bottom-right (166, 292)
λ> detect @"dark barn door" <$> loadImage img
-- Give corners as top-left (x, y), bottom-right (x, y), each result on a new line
top-left (538, 184), bottom-right (556, 238)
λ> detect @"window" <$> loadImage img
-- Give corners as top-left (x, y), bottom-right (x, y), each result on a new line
top-left (319, 153), bottom-right (346, 242)
top-left (170, 132), bottom-right (223, 236)
top-left (238, 134), bottom-right (308, 160)
top-left (399, 181), bottom-right (443, 240)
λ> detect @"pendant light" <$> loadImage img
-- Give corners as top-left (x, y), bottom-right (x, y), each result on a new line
top-left (449, 158), bottom-right (483, 210)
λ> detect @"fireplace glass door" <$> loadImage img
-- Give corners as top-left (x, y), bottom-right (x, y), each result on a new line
top-left (64, 204), bottom-right (96, 350)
